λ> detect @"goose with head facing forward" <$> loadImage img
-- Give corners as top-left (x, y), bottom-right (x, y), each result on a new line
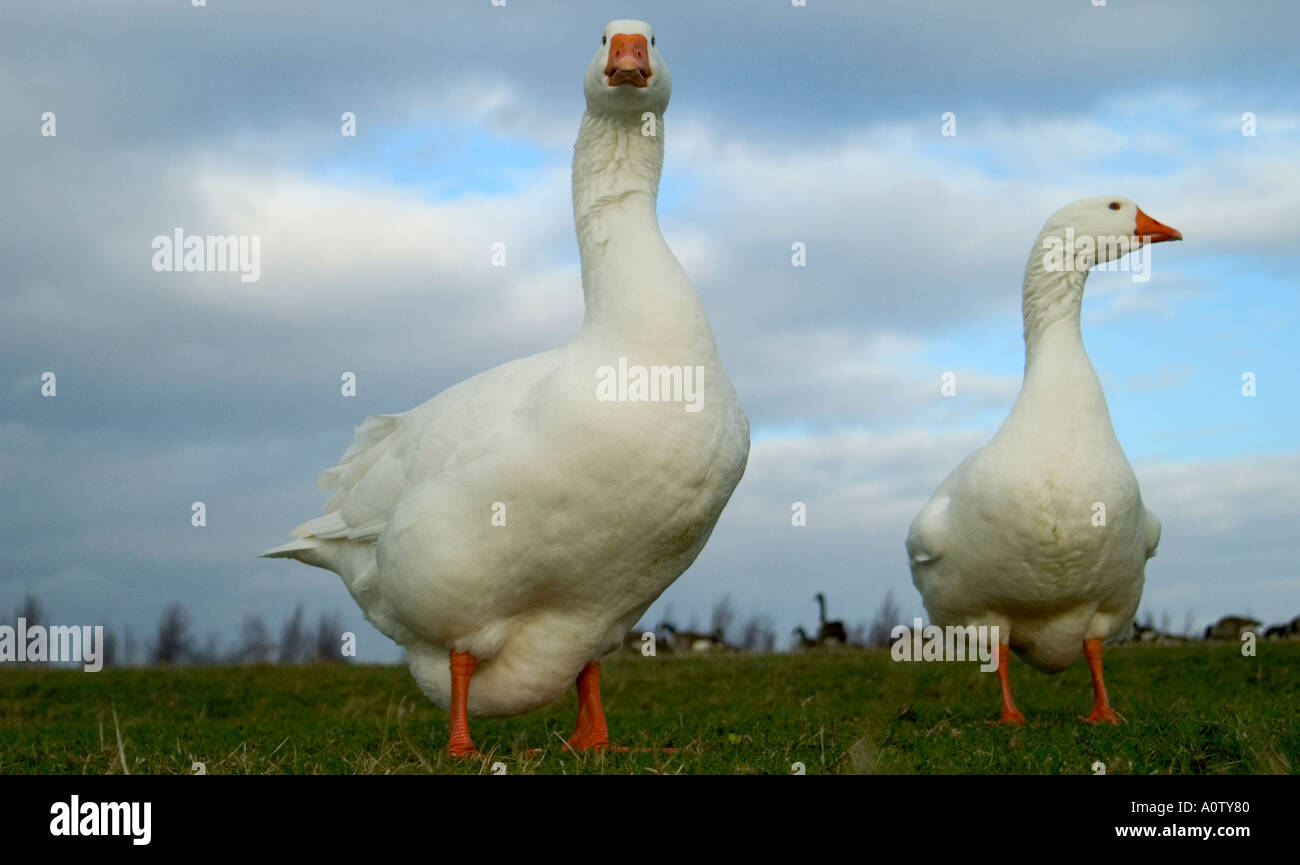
top-left (906, 197), bottom-right (1181, 725)
top-left (263, 20), bottom-right (749, 755)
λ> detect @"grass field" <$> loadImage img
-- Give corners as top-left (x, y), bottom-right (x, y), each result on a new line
top-left (2, 642), bottom-right (1296, 774)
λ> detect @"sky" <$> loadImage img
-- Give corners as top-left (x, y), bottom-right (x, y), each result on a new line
top-left (1, 0), bottom-right (1297, 662)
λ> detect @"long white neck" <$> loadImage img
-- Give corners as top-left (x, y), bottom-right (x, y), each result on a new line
top-left (571, 109), bottom-right (714, 354)
top-left (1013, 229), bottom-right (1110, 420)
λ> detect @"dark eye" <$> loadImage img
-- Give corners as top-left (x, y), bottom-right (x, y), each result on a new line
top-left (601, 35), bottom-right (607, 45)
top-left (1108, 202), bottom-right (1121, 210)
top-left (651, 36), bottom-right (655, 46)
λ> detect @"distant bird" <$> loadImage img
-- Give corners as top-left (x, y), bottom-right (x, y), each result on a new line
top-left (1203, 616), bottom-right (1261, 641)
top-left (659, 623), bottom-right (727, 654)
top-left (1262, 616), bottom-right (1299, 640)
top-left (1130, 622), bottom-right (1190, 645)
top-left (262, 20), bottom-right (749, 756)
top-left (814, 593), bottom-right (848, 645)
top-left (907, 198), bottom-right (1181, 725)
top-left (792, 627), bottom-right (821, 651)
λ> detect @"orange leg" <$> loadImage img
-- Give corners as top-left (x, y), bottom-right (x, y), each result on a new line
top-left (1082, 638), bottom-right (1123, 724)
top-left (996, 644), bottom-right (1026, 725)
top-left (447, 650), bottom-right (480, 757)
top-left (566, 661), bottom-right (610, 751)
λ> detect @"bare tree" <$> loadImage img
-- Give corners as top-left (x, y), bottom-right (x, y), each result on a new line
top-left (312, 612), bottom-right (346, 663)
top-left (738, 615), bottom-right (777, 653)
top-left (101, 628), bottom-right (119, 669)
top-left (153, 603), bottom-right (193, 665)
top-left (123, 627), bottom-right (138, 667)
top-left (867, 591), bottom-right (902, 648)
top-left (659, 604), bottom-right (676, 632)
top-left (11, 595), bottom-right (46, 666)
top-left (15, 594), bottom-right (44, 627)
top-left (279, 605), bottom-right (307, 664)
top-left (233, 614), bottom-right (274, 663)
top-left (711, 595), bottom-right (737, 644)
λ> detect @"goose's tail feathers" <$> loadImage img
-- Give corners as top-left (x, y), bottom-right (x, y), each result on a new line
top-left (260, 538), bottom-right (322, 559)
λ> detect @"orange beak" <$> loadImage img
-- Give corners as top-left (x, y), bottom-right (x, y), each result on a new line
top-left (605, 33), bottom-right (651, 87)
top-left (1134, 208), bottom-right (1182, 244)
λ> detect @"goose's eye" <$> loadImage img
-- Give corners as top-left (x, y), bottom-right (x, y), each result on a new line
top-left (601, 35), bottom-right (607, 45)
top-left (1108, 202), bottom-right (1121, 210)
top-left (651, 36), bottom-right (655, 46)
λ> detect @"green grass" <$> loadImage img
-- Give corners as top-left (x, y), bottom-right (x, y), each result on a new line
top-left (2, 643), bottom-right (1295, 774)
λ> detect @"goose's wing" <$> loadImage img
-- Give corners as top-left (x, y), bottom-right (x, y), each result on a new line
top-left (1143, 507), bottom-right (1161, 560)
top-left (309, 411), bottom-right (409, 544)
top-left (906, 451), bottom-right (980, 568)
top-left (906, 493), bottom-right (951, 567)
top-left (261, 409), bottom-right (406, 561)
top-left (270, 351), bottom-right (563, 558)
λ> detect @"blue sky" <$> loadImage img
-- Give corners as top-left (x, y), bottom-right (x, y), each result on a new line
top-left (311, 125), bottom-right (553, 199)
top-left (1, 0), bottom-right (1297, 661)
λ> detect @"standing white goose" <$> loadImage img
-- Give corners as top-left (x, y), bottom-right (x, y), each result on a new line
top-left (906, 197), bottom-right (1181, 724)
top-left (263, 19), bottom-right (749, 756)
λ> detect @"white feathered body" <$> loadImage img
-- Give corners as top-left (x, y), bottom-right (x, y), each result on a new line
top-left (279, 341), bottom-right (747, 716)
top-left (908, 286), bottom-right (1159, 673)
top-left (267, 92), bottom-right (749, 717)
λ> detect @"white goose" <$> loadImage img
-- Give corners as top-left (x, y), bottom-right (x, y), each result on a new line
top-left (906, 197), bottom-right (1181, 724)
top-left (263, 19), bottom-right (749, 755)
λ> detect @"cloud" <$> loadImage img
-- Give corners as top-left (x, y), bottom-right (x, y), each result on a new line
top-left (2, 0), bottom-right (1296, 661)
top-left (1135, 453), bottom-right (1300, 626)
top-left (646, 434), bottom-right (1300, 640)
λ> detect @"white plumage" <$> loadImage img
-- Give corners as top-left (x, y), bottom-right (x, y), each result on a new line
top-left (265, 20), bottom-right (748, 738)
top-left (907, 197), bottom-right (1180, 721)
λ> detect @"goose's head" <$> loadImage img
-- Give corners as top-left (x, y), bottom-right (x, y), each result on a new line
top-left (1039, 197), bottom-right (1182, 268)
top-left (584, 19), bottom-right (671, 114)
